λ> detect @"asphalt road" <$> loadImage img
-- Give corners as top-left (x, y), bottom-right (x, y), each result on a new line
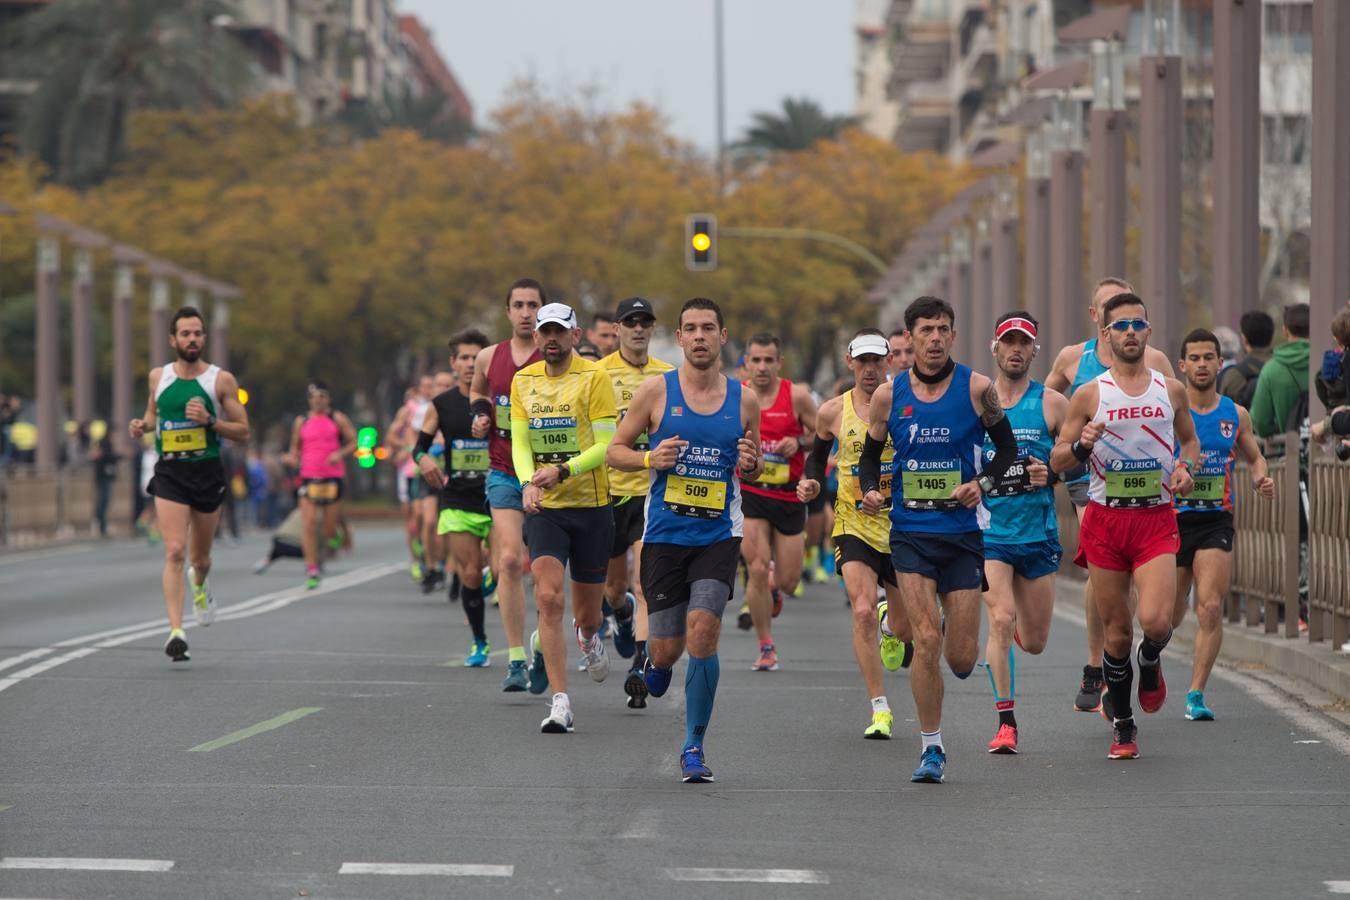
top-left (1, 526), bottom-right (1348, 899)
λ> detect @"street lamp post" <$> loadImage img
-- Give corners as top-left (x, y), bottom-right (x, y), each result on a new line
top-left (1140, 0), bottom-right (1184, 350)
top-left (1049, 98), bottom-right (1084, 374)
top-left (1090, 38), bottom-right (1127, 282)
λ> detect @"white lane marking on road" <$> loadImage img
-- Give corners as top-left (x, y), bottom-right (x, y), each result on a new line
top-left (339, 863), bottom-right (513, 877)
top-left (1325, 882), bottom-right (1350, 894)
top-left (666, 868), bottom-right (829, 884)
top-left (0, 857), bottom-right (174, 872)
top-left (617, 808), bottom-right (660, 839)
top-left (1049, 605), bottom-right (1350, 757)
top-left (0, 563), bottom-right (403, 696)
top-left (0, 544), bottom-right (97, 567)
top-left (0, 648), bottom-right (54, 675)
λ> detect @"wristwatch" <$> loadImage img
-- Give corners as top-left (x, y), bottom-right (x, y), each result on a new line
top-left (977, 475), bottom-right (994, 494)
top-left (205, 414), bottom-right (217, 429)
top-left (556, 464), bottom-right (570, 482)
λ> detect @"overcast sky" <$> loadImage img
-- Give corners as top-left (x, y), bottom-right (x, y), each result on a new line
top-left (400, 1), bottom-right (855, 152)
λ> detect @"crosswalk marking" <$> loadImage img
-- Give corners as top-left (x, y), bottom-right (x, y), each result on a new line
top-left (665, 867), bottom-right (829, 884)
top-left (0, 857), bottom-right (174, 872)
top-left (339, 862), bottom-right (513, 877)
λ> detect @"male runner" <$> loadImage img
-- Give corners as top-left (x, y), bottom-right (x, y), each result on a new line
top-left (798, 328), bottom-right (915, 741)
top-left (587, 312), bottom-right (619, 356)
top-left (389, 375), bottom-right (436, 583)
top-left (1045, 277), bottom-right (1177, 713)
top-left (417, 329), bottom-right (495, 667)
top-left (285, 380), bottom-right (356, 589)
top-left (607, 297), bottom-right (762, 782)
top-left (512, 302), bottom-right (618, 733)
top-left (859, 295), bottom-right (1021, 783)
top-left (979, 312), bottom-right (1067, 754)
top-left (1050, 292), bottom-right (1200, 759)
top-left (887, 327), bottom-right (914, 379)
top-left (1172, 328), bottom-right (1273, 721)
top-left (738, 333), bottom-right (817, 671)
top-left (129, 306), bottom-right (250, 662)
top-left (598, 296), bottom-right (674, 707)
top-left (470, 277), bottom-right (544, 692)
top-left (417, 368), bottom-right (456, 593)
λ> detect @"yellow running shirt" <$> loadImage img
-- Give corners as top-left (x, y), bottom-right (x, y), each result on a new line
top-left (510, 354), bottom-right (616, 509)
top-left (832, 389), bottom-right (895, 553)
top-left (599, 350), bottom-right (674, 497)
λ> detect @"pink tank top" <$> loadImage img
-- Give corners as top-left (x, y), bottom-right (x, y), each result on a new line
top-left (299, 414), bottom-right (345, 479)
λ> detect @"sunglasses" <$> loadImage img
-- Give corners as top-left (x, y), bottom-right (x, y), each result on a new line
top-left (1106, 318), bottom-right (1150, 333)
top-left (621, 317), bottom-right (656, 328)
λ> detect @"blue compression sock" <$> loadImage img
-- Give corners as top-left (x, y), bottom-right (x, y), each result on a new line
top-left (684, 652), bottom-right (720, 751)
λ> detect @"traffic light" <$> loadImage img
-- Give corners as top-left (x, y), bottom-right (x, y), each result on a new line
top-left (686, 214), bottom-right (717, 271)
top-left (356, 426), bottom-right (379, 469)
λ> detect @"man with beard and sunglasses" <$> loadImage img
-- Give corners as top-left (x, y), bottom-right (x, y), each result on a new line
top-left (129, 306), bottom-right (250, 663)
top-left (511, 302), bottom-right (618, 734)
top-left (797, 328), bottom-right (915, 742)
top-left (1171, 329), bottom-right (1273, 722)
top-left (1051, 293), bottom-right (1200, 760)
top-left (978, 312), bottom-right (1067, 755)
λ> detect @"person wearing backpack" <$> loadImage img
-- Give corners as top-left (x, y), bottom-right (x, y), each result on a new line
top-left (1250, 304), bottom-right (1310, 440)
top-left (1218, 310), bottom-right (1274, 410)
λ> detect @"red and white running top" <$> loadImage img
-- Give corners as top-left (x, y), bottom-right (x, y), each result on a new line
top-left (1087, 369), bottom-right (1176, 510)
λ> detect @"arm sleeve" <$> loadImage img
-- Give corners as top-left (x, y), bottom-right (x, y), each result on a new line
top-left (1332, 408), bottom-right (1350, 437)
top-left (512, 422), bottom-right (535, 486)
top-left (568, 419), bottom-right (615, 475)
top-left (982, 415), bottom-right (1020, 482)
top-left (804, 435), bottom-right (833, 482)
top-left (858, 432), bottom-right (886, 495)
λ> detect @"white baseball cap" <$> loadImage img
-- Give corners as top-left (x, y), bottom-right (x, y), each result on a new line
top-left (536, 302), bottom-right (578, 329)
top-left (848, 334), bottom-right (890, 359)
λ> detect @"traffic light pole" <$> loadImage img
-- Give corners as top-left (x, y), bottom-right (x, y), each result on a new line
top-left (718, 226), bottom-right (891, 277)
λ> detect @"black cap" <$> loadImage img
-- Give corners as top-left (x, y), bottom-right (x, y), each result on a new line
top-left (615, 297), bottom-right (655, 323)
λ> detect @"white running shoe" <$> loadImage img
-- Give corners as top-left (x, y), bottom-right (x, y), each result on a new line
top-left (576, 623), bottom-right (609, 683)
top-left (187, 566), bottom-right (216, 626)
top-left (540, 693), bottom-right (574, 733)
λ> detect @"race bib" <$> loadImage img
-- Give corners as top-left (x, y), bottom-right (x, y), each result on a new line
top-left (1180, 473), bottom-right (1225, 510)
top-left (450, 439), bottom-right (489, 477)
top-left (664, 473), bottom-right (726, 519)
top-left (161, 420), bottom-right (206, 458)
top-left (754, 452), bottom-right (791, 487)
top-left (1104, 460), bottom-right (1164, 508)
top-left (494, 395), bottom-right (512, 434)
top-left (529, 416), bottom-right (579, 464)
top-left (853, 458), bottom-right (895, 510)
top-left (983, 454), bottom-right (1038, 498)
top-left (305, 480), bottom-right (339, 501)
top-left (900, 459), bottom-right (962, 511)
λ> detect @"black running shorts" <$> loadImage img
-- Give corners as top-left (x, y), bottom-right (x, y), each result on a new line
top-left (1176, 511), bottom-right (1234, 567)
top-left (610, 495), bottom-right (646, 558)
top-left (741, 490), bottom-right (806, 536)
top-left (641, 538), bottom-right (742, 616)
top-left (833, 533), bottom-right (897, 587)
top-left (148, 458), bottom-right (227, 514)
top-left (525, 506), bottom-right (614, 584)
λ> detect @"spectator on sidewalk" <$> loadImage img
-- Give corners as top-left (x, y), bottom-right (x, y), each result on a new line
top-left (1250, 303), bottom-right (1310, 441)
top-left (1218, 310), bottom-right (1275, 409)
top-left (90, 428), bottom-right (120, 537)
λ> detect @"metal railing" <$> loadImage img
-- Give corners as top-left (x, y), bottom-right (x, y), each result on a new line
top-left (0, 463), bottom-right (133, 547)
top-left (1230, 434), bottom-right (1301, 635)
top-left (1308, 453), bottom-right (1350, 647)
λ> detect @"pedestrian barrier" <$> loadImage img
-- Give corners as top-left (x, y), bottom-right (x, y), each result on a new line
top-left (1308, 453), bottom-right (1350, 648)
top-left (1229, 432), bottom-right (1302, 637)
top-left (0, 463), bottom-right (131, 546)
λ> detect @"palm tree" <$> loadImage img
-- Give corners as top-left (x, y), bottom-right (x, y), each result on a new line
top-left (734, 97), bottom-right (861, 154)
top-left (2, 0), bottom-right (255, 186)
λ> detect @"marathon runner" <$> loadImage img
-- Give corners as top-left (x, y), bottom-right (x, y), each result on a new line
top-left (1172, 328), bottom-right (1274, 721)
top-left (798, 328), bottom-right (915, 741)
top-left (978, 312), bottom-right (1067, 754)
top-left (512, 302), bottom-right (618, 733)
top-left (128, 306), bottom-right (250, 662)
top-left (598, 296), bottom-right (673, 708)
top-left (887, 327), bottom-right (914, 379)
top-left (389, 375), bottom-right (436, 584)
top-left (418, 368), bottom-right (456, 594)
top-left (469, 277), bottom-right (543, 692)
top-left (416, 329), bottom-right (495, 668)
top-left (1045, 277), bottom-right (1177, 713)
top-left (607, 297), bottom-right (762, 782)
top-left (1050, 292), bottom-right (1200, 760)
top-left (738, 333), bottom-right (817, 671)
top-left (859, 295), bottom-right (1021, 783)
top-left (284, 380), bottom-right (356, 590)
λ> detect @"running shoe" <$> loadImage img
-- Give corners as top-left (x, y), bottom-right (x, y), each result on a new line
top-left (540, 694), bottom-right (574, 733)
top-left (680, 746), bottom-right (714, 783)
top-left (187, 567), bottom-right (216, 626)
top-left (792, 581), bottom-right (804, 598)
top-left (1074, 665), bottom-right (1105, 712)
top-left (752, 644), bottom-right (779, 672)
top-left (253, 556), bottom-right (272, 575)
top-left (420, 568), bottom-right (438, 595)
top-left (1099, 687), bottom-right (1116, 723)
top-left (527, 630), bottom-right (549, 695)
top-left (736, 602), bottom-right (752, 631)
top-left (988, 723), bottom-right (1019, 754)
top-left (878, 601), bottom-right (909, 672)
top-left (1108, 718), bottom-right (1139, 759)
top-left (465, 640), bottom-right (491, 668)
top-left (1137, 651), bottom-right (1167, 714)
top-left (911, 745), bottom-right (946, 783)
top-left (164, 628), bottom-right (190, 662)
top-left (481, 565), bottom-right (497, 604)
top-left (576, 623), bottom-right (610, 683)
top-left (1184, 690), bottom-right (1215, 721)
top-left (502, 659), bottom-right (528, 692)
top-left (643, 658), bottom-right (673, 698)
top-left (624, 662), bottom-right (648, 709)
top-left (305, 566), bottom-right (321, 591)
top-left (409, 561), bottom-right (424, 583)
top-left (611, 592), bottom-right (637, 658)
top-left (771, 587), bottom-right (785, 617)
top-left (863, 710), bottom-right (893, 740)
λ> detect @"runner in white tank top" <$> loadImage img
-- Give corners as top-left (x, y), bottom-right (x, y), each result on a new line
top-left (1051, 292), bottom-right (1200, 762)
